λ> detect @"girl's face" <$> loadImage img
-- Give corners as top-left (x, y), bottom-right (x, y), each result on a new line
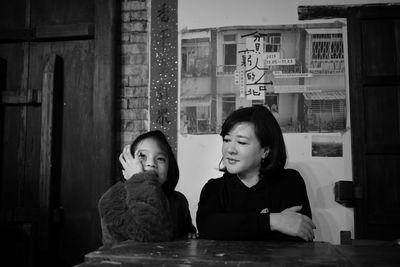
top-left (222, 122), bottom-right (268, 180)
top-left (135, 138), bottom-right (169, 184)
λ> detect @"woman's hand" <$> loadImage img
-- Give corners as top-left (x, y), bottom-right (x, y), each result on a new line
top-left (269, 205), bottom-right (316, 242)
top-left (119, 144), bottom-right (143, 180)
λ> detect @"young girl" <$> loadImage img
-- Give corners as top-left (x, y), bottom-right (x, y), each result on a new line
top-left (196, 105), bottom-right (316, 241)
top-left (98, 130), bottom-right (196, 245)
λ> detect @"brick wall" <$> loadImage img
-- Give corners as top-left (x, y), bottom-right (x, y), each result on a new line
top-left (119, 0), bottom-right (150, 150)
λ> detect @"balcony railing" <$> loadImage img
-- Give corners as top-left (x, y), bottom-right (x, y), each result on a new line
top-left (216, 65), bottom-right (237, 76)
top-left (308, 59), bottom-right (345, 75)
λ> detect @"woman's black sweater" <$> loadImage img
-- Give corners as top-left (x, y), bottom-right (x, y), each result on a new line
top-left (196, 169), bottom-right (312, 241)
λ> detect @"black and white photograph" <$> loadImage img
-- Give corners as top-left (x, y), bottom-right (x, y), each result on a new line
top-left (1, 0), bottom-right (400, 266)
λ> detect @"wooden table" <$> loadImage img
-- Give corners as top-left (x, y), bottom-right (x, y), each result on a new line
top-left (75, 239), bottom-right (400, 266)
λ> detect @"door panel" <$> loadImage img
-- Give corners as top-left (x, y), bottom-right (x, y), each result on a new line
top-left (361, 19), bottom-right (398, 76)
top-left (349, 5), bottom-right (400, 240)
top-left (30, 40), bottom-right (95, 266)
top-left (1, 0), bottom-right (115, 266)
top-left (31, 0), bottom-right (94, 26)
top-left (364, 86), bottom-right (400, 144)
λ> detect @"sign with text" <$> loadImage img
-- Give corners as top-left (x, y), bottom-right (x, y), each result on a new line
top-left (150, 0), bottom-right (178, 153)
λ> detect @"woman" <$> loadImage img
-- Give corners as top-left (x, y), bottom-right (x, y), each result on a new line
top-left (98, 130), bottom-right (196, 245)
top-left (196, 105), bottom-right (315, 241)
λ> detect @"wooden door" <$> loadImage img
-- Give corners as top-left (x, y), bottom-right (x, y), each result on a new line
top-left (348, 5), bottom-right (400, 240)
top-left (0, 0), bottom-right (115, 266)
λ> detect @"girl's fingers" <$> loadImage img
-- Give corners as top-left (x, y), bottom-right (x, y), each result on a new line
top-left (119, 153), bottom-right (127, 169)
top-left (124, 144), bottom-right (134, 161)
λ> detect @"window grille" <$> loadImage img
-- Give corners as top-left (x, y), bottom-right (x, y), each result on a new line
top-left (309, 33), bottom-right (344, 74)
top-left (307, 99), bottom-right (345, 132)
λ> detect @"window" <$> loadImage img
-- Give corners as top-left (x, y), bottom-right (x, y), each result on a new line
top-left (309, 33), bottom-right (344, 74)
top-left (181, 38), bottom-right (210, 77)
top-left (265, 94), bottom-right (279, 113)
top-left (264, 33), bottom-right (281, 52)
top-left (222, 94), bottom-right (236, 123)
top-left (251, 94), bottom-right (278, 113)
top-left (305, 92), bottom-right (346, 132)
top-left (223, 34), bottom-right (237, 74)
top-left (180, 95), bottom-right (212, 134)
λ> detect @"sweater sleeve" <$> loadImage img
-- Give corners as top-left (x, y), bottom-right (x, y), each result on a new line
top-left (169, 191), bottom-right (197, 239)
top-left (196, 179), bottom-right (270, 240)
top-left (280, 169), bottom-right (312, 219)
top-left (98, 172), bottom-right (173, 245)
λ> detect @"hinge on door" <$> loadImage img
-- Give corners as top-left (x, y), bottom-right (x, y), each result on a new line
top-left (1, 89), bottom-right (42, 104)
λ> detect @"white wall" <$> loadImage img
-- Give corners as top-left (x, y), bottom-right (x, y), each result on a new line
top-left (176, 0), bottom-right (400, 244)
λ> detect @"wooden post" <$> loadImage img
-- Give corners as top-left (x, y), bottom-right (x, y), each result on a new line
top-left (38, 54), bottom-right (63, 252)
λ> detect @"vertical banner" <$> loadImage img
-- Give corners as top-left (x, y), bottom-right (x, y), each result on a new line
top-left (244, 36), bottom-right (266, 100)
top-left (150, 0), bottom-right (178, 154)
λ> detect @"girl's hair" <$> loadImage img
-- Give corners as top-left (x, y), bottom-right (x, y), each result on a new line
top-left (130, 130), bottom-right (179, 196)
top-left (220, 105), bottom-right (287, 178)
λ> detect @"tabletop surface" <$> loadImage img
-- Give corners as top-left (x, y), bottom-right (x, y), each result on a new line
top-left (76, 239), bottom-right (400, 267)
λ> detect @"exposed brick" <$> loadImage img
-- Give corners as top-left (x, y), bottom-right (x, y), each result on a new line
top-left (130, 10), bottom-right (148, 21)
top-left (128, 75), bottom-right (148, 86)
top-left (128, 97), bottom-right (148, 109)
top-left (121, 32), bottom-right (131, 43)
top-left (123, 86), bottom-right (148, 98)
top-left (123, 119), bottom-right (147, 132)
top-left (130, 32), bottom-right (148, 43)
top-left (121, 109), bottom-right (148, 120)
top-left (121, 12), bottom-right (131, 22)
top-left (121, 76), bottom-right (129, 87)
top-left (122, 21), bottom-right (147, 32)
top-left (120, 128), bottom-right (148, 145)
top-left (122, 64), bottom-right (148, 77)
top-left (122, 1), bottom-right (146, 12)
top-left (122, 53), bottom-right (147, 65)
top-left (121, 43), bottom-right (147, 54)
top-left (119, 98), bottom-right (128, 109)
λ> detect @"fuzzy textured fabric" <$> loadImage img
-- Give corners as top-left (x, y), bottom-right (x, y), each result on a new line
top-left (98, 172), bottom-right (174, 245)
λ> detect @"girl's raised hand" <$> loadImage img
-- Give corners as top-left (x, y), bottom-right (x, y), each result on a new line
top-left (119, 144), bottom-right (143, 180)
top-left (269, 205), bottom-right (316, 242)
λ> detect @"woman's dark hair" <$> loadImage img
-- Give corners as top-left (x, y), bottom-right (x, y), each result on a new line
top-left (220, 105), bottom-right (287, 177)
top-left (130, 130), bottom-right (179, 196)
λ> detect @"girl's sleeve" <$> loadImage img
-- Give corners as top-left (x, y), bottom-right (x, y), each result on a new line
top-left (196, 179), bottom-right (271, 240)
top-left (98, 172), bottom-right (173, 244)
top-left (168, 191), bottom-right (196, 239)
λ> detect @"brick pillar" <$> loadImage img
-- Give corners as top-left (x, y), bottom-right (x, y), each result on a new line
top-left (119, 0), bottom-right (150, 149)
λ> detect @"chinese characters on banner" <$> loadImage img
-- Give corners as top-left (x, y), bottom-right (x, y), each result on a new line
top-left (235, 34), bottom-right (298, 100)
top-left (150, 0), bottom-right (178, 153)
top-left (244, 35), bottom-right (268, 100)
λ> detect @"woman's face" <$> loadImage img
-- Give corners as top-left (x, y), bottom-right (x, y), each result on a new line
top-left (135, 138), bottom-right (169, 184)
top-left (222, 122), bottom-right (268, 179)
